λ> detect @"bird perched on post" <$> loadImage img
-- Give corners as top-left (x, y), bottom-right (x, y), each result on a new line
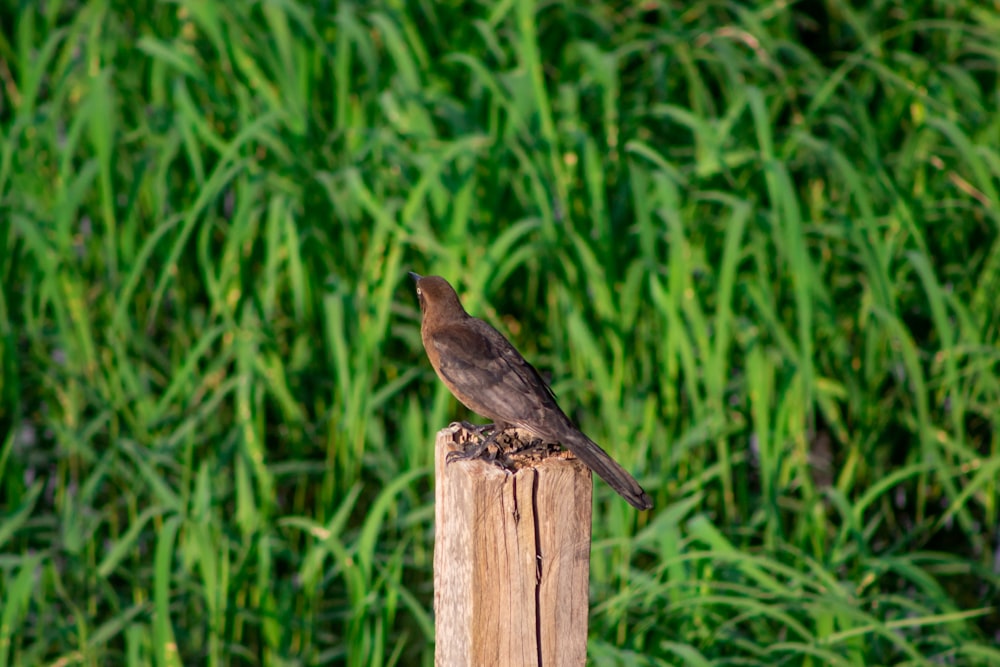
top-left (410, 272), bottom-right (652, 510)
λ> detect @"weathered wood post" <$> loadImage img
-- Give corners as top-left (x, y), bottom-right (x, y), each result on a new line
top-left (433, 424), bottom-right (592, 667)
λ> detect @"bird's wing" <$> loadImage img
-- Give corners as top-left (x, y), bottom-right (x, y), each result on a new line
top-left (429, 319), bottom-right (564, 428)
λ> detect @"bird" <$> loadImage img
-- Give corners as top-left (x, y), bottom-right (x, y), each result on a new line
top-left (410, 272), bottom-right (652, 510)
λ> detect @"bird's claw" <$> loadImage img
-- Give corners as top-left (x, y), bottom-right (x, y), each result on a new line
top-left (446, 428), bottom-right (502, 464)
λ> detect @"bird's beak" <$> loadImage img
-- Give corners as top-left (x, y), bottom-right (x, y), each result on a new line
top-left (409, 272), bottom-right (422, 283)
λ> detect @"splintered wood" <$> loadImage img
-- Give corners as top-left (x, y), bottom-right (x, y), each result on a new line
top-left (433, 424), bottom-right (591, 667)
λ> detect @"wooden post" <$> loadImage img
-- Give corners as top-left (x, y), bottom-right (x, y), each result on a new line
top-left (434, 424), bottom-right (592, 667)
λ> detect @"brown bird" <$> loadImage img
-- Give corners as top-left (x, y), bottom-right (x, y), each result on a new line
top-left (410, 272), bottom-right (652, 510)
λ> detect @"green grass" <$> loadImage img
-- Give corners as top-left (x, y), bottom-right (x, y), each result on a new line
top-left (2, 0), bottom-right (999, 664)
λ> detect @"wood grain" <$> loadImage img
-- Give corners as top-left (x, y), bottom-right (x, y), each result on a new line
top-left (434, 425), bottom-right (591, 667)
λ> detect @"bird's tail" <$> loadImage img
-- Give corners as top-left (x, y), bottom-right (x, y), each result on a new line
top-left (558, 429), bottom-right (652, 510)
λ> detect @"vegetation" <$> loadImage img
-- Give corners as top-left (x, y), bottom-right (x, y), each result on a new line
top-left (1, 0), bottom-right (998, 664)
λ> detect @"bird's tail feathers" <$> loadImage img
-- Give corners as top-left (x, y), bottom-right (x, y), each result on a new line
top-left (559, 430), bottom-right (652, 510)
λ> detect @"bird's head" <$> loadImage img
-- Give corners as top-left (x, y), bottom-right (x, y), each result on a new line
top-left (409, 273), bottom-right (468, 320)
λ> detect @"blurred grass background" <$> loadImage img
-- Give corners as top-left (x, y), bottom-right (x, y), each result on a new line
top-left (2, 0), bottom-right (999, 664)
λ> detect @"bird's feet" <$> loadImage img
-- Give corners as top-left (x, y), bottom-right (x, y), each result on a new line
top-left (444, 424), bottom-right (501, 463)
top-left (445, 421), bottom-right (503, 463)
